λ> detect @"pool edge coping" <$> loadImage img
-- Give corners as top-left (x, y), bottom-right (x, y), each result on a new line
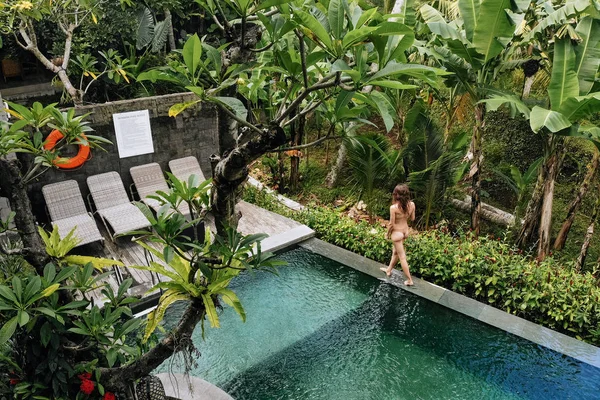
top-left (296, 237), bottom-right (600, 369)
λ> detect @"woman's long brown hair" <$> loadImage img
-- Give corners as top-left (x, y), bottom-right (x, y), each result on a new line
top-left (392, 184), bottom-right (410, 213)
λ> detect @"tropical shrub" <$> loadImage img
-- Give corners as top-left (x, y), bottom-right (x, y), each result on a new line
top-left (244, 186), bottom-right (600, 345)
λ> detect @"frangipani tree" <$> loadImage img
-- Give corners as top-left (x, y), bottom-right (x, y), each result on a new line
top-left (0, 0), bottom-right (133, 105)
top-left (482, 10), bottom-right (600, 259)
top-left (141, 0), bottom-right (449, 231)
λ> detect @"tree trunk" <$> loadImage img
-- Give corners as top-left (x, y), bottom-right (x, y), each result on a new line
top-left (450, 197), bottom-right (515, 226)
top-left (575, 202), bottom-right (597, 272)
top-left (289, 115), bottom-right (305, 192)
top-left (516, 166), bottom-right (545, 248)
top-left (469, 104), bottom-right (485, 236)
top-left (212, 125), bottom-right (287, 232)
top-left (537, 138), bottom-right (564, 260)
top-left (554, 148), bottom-right (600, 250)
top-left (18, 26), bottom-right (82, 106)
top-left (58, 69), bottom-right (82, 106)
top-left (99, 301), bottom-right (205, 394)
top-left (522, 76), bottom-right (535, 99)
top-left (325, 139), bottom-right (346, 188)
top-left (0, 158), bottom-right (49, 272)
top-left (164, 8), bottom-right (177, 52)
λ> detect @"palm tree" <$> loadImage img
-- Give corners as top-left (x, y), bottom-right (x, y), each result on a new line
top-left (345, 132), bottom-right (400, 222)
top-left (403, 101), bottom-right (468, 228)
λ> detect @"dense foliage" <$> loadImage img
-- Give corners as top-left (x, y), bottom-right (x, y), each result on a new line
top-left (244, 186), bottom-right (600, 345)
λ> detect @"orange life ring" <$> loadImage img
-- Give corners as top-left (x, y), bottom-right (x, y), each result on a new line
top-left (43, 130), bottom-right (90, 169)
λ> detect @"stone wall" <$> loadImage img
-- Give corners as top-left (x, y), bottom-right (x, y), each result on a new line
top-left (28, 93), bottom-right (219, 222)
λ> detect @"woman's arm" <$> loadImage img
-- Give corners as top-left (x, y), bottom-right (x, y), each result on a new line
top-left (386, 205), bottom-right (395, 239)
top-left (410, 202), bottom-right (416, 222)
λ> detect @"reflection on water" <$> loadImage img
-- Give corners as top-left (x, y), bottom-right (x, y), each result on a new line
top-left (160, 249), bottom-right (600, 400)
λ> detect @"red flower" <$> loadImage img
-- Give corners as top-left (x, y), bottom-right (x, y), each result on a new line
top-left (103, 392), bottom-right (116, 400)
top-left (78, 372), bottom-right (92, 381)
top-left (80, 379), bottom-right (95, 395)
top-left (9, 378), bottom-right (19, 385)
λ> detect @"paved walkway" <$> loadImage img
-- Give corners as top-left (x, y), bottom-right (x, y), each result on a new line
top-left (86, 200), bottom-right (311, 303)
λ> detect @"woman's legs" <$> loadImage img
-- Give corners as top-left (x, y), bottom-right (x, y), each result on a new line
top-left (382, 246), bottom-right (399, 276)
top-left (394, 239), bottom-right (413, 286)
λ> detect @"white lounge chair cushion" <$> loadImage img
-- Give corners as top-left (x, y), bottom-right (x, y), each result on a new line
top-left (42, 180), bottom-right (103, 246)
top-left (98, 203), bottom-right (150, 236)
top-left (52, 214), bottom-right (103, 246)
top-left (168, 156), bottom-right (205, 183)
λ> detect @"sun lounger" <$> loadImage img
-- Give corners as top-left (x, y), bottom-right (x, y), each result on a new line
top-left (42, 180), bottom-right (103, 246)
top-left (86, 171), bottom-right (150, 239)
top-left (168, 156), bottom-right (206, 183)
top-left (130, 162), bottom-right (190, 216)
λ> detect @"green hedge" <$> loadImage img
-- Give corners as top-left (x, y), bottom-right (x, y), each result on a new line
top-left (244, 186), bottom-right (600, 345)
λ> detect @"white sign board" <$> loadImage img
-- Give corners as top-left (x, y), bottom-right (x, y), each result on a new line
top-left (113, 110), bottom-right (154, 158)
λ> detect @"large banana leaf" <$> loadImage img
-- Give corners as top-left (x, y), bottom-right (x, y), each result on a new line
top-left (522, 0), bottom-right (591, 42)
top-left (458, 0), bottom-right (480, 41)
top-left (574, 16), bottom-right (600, 96)
top-left (392, 0), bottom-right (416, 27)
top-left (558, 92), bottom-right (600, 121)
top-left (420, 5), bottom-right (464, 42)
top-left (480, 94), bottom-right (531, 118)
top-left (530, 106), bottom-right (571, 133)
top-left (549, 38), bottom-right (580, 110)
top-left (472, 0), bottom-right (514, 62)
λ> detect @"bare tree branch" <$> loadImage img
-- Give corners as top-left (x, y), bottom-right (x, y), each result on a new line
top-left (213, 101), bottom-right (263, 135)
top-left (271, 134), bottom-right (343, 152)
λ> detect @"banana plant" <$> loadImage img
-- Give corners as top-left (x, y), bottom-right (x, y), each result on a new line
top-left (480, 9), bottom-right (600, 258)
top-left (418, 0), bottom-right (530, 235)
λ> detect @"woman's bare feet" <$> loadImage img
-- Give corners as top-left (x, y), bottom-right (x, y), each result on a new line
top-left (380, 267), bottom-right (392, 277)
top-left (404, 280), bottom-right (414, 286)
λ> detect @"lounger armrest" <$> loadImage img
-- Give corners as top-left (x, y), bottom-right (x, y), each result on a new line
top-left (129, 183), bottom-right (139, 201)
top-left (86, 193), bottom-right (97, 215)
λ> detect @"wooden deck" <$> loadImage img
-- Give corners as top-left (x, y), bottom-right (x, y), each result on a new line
top-left (85, 201), bottom-right (302, 304)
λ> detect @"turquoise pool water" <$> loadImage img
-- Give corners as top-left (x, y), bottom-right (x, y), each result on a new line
top-left (160, 248), bottom-right (600, 399)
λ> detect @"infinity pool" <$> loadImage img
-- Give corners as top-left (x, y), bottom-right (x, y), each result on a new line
top-left (160, 248), bottom-right (600, 399)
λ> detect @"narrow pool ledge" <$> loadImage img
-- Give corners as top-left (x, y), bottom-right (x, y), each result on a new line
top-left (298, 237), bottom-right (600, 369)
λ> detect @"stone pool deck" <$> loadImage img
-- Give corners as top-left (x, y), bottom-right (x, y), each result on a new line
top-left (86, 200), bottom-right (314, 303)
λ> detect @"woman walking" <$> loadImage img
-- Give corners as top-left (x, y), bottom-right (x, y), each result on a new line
top-left (381, 184), bottom-right (415, 286)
